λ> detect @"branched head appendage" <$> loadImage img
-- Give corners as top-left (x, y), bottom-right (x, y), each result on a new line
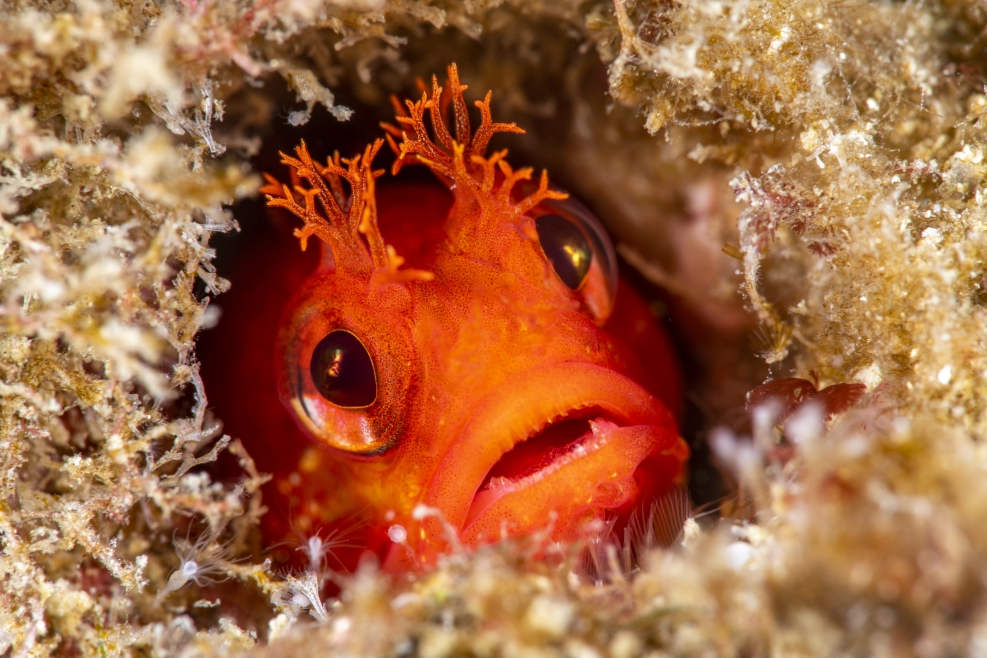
top-left (263, 63), bottom-right (565, 280)
top-left (380, 63), bottom-right (568, 217)
top-left (261, 139), bottom-right (433, 283)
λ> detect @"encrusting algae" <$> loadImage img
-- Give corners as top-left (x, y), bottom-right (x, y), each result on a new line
top-left (4, 0), bottom-right (987, 656)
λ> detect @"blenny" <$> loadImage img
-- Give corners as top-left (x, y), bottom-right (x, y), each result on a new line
top-left (206, 65), bottom-right (689, 570)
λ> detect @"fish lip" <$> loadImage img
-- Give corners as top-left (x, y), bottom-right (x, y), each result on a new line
top-left (419, 362), bottom-right (678, 545)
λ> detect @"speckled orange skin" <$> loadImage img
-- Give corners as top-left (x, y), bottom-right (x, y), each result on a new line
top-left (247, 65), bottom-right (688, 569)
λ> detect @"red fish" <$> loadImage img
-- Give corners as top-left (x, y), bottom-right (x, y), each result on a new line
top-left (203, 65), bottom-right (688, 570)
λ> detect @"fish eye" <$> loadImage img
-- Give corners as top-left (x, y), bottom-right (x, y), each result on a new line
top-left (310, 330), bottom-right (377, 408)
top-left (535, 196), bottom-right (618, 324)
top-left (535, 214), bottom-right (593, 290)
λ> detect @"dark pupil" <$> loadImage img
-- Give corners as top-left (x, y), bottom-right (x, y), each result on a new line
top-left (535, 214), bottom-right (593, 290)
top-left (310, 330), bottom-right (377, 408)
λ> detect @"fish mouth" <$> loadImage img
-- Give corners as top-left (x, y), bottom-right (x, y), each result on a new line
top-left (462, 407), bottom-right (617, 529)
top-left (418, 363), bottom-right (688, 557)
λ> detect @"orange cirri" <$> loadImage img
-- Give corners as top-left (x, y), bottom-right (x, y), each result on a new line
top-left (208, 64), bottom-right (689, 570)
